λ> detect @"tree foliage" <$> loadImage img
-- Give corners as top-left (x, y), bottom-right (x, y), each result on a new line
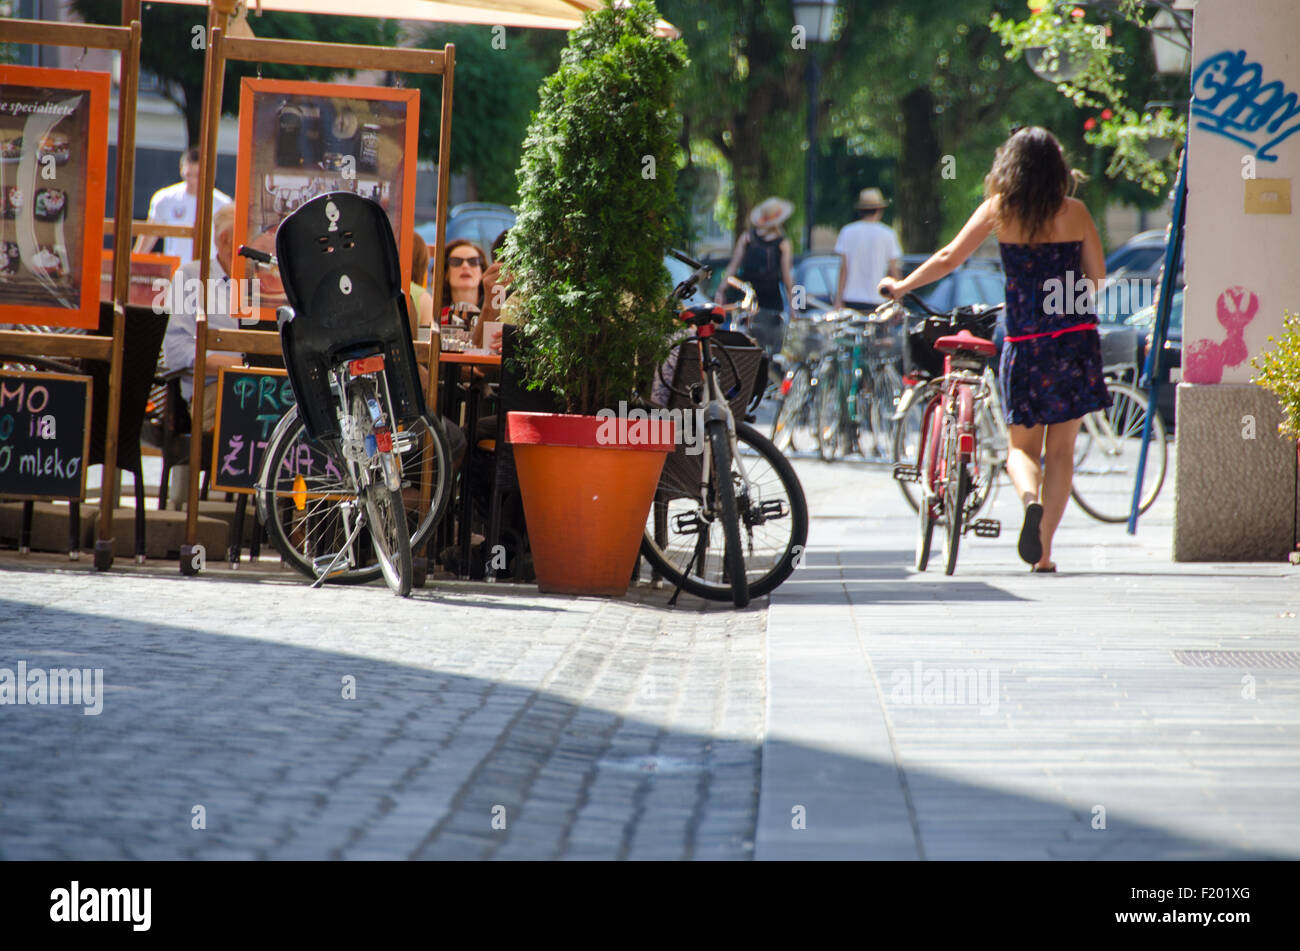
top-left (406, 25), bottom-right (550, 206)
top-left (504, 0), bottom-right (687, 415)
top-left (69, 2), bottom-right (395, 146)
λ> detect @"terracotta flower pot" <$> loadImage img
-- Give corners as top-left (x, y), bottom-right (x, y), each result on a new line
top-left (507, 411), bottom-right (675, 597)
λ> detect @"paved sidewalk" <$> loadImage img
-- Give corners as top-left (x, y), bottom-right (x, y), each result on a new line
top-left (759, 451), bottom-right (1300, 860)
top-left (0, 568), bottom-right (765, 860)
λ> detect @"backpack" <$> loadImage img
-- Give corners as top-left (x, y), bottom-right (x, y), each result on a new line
top-left (738, 229), bottom-right (782, 284)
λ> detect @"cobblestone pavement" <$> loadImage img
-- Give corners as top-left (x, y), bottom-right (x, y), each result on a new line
top-left (0, 569), bottom-right (765, 860)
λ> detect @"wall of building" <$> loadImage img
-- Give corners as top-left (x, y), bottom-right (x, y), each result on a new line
top-left (1175, 0), bottom-right (1300, 560)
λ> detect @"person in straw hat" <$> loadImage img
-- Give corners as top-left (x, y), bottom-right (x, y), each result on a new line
top-left (833, 187), bottom-right (903, 311)
top-left (716, 197), bottom-right (796, 355)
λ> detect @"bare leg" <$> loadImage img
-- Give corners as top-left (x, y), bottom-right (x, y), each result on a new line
top-left (1006, 424), bottom-right (1045, 507)
top-left (1037, 418), bottom-right (1082, 569)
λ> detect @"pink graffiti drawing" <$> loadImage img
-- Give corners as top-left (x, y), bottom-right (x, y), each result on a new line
top-left (1183, 286), bottom-right (1258, 384)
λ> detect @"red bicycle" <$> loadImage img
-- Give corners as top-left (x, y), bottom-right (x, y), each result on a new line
top-left (893, 295), bottom-right (1004, 575)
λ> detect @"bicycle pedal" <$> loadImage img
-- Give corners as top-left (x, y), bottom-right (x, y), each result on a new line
top-left (671, 512), bottom-right (703, 535)
top-left (970, 518), bottom-right (1000, 538)
top-left (892, 463), bottom-right (920, 483)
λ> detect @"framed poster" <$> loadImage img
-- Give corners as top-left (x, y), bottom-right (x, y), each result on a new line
top-left (0, 66), bottom-right (110, 330)
top-left (231, 79), bottom-right (419, 322)
top-left (99, 250), bottom-right (181, 309)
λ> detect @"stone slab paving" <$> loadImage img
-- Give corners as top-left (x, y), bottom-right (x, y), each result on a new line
top-left (759, 448), bottom-right (1300, 860)
top-left (0, 567), bottom-right (764, 860)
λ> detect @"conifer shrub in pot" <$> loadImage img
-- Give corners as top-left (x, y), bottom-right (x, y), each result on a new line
top-left (499, 0), bottom-right (687, 597)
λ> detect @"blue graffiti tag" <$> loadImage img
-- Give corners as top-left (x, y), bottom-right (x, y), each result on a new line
top-left (1192, 49), bottom-right (1300, 161)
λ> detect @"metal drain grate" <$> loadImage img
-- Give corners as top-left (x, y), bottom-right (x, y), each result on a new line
top-left (1173, 650), bottom-right (1300, 669)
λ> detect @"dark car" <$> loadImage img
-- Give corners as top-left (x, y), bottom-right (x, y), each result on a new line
top-left (793, 252), bottom-right (1006, 314)
top-left (415, 203), bottom-right (516, 282)
top-left (1123, 289), bottom-right (1183, 428)
top-left (1098, 229), bottom-right (1184, 323)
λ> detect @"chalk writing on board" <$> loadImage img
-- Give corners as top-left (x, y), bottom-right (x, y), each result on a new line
top-left (0, 370), bottom-right (91, 499)
top-left (1192, 49), bottom-right (1300, 161)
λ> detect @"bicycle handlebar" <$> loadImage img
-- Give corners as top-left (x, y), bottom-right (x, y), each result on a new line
top-left (903, 292), bottom-right (1004, 320)
top-left (238, 245), bottom-right (275, 267)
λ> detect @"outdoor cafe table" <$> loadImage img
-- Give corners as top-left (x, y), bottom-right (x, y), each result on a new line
top-left (438, 349), bottom-right (502, 577)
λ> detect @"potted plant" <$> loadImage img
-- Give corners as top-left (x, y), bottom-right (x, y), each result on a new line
top-left (1251, 310), bottom-right (1300, 451)
top-left (498, 0), bottom-right (688, 597)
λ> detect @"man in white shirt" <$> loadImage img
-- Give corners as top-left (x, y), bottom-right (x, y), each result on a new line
top-left (833, 187), bottom-right (903, 311)
top-left (135, 148), bottom-right (233, 264)
top-left (161, 201), bottom-right (242, 436)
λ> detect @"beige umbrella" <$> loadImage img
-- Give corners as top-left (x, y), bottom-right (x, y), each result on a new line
top-left (152, 0), bottom-right (678, 35)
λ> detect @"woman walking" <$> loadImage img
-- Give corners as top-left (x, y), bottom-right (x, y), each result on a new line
top-left (879, 126), bottom-right (1110, 572)
top-left (716, 197), bottom-right (796, 356)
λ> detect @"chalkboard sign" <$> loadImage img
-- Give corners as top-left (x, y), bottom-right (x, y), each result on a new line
top-left (0, 369), bottom-right (92, 500)
top-left (211, 366), bottom-right (297, 494)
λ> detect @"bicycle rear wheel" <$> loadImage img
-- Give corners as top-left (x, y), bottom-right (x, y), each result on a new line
top-left (943, 455), bottom-right (969, 576)
top-left (815, 362), bottom-right (842, 462)
top-left (365, 474), bottom-right (413, 596)
top-left (1070, 380), bottom-right (1167, 523)
top-left (771, 362), bottom-right (814, 454)
top-left (641, 421), bottom-right (807, 601)
top-left (863, 362), bottom-right (901, 460)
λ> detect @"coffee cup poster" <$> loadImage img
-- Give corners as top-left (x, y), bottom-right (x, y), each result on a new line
top-left (231, 79), bottom-right (419, 322)
top-left (0, 66), bottom-right (109, 329)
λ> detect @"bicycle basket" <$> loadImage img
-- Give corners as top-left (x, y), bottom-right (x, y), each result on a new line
top-left (653, 334), bottom-right (764, 502)
top-left (904, 307), bottom-right (998, 379)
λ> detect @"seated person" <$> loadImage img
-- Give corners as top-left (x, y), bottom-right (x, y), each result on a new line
top-left (440, 239), bottom-right (487, 328)
top-left (408, 232), bottom-right (435, 341)
top-left (161, 201), bottom-right (244, 432)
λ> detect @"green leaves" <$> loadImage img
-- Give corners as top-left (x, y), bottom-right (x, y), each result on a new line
top-left (506, 0), bottom-right (687, 416)
top-left (1251, 311), bottom-right (1300, 439)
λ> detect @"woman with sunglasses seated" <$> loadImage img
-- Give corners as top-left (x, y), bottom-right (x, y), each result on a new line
top-left (441, 239), bottom-right (488, 328)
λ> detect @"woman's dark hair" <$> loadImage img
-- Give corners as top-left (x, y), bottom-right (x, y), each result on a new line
top-left (440, 237), bottom-right (486, 307)
top-left (411, 232), bottom-right (429, 288)
top-left (984, 126), bottom-right (1084, 242)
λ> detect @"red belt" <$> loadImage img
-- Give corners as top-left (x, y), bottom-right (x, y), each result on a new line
top-left (1005, 321), bottom-right (1098, 343)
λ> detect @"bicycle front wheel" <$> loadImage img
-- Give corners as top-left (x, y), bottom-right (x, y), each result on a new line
top-left (259, 408), bottom-right (379, 585)
top-left (1070, 380), bottom-right (1167, 523)
top-left (893, 378), bottom-right (941, 512)
top-left (709, 420), bottom-right (749, 608)
top-left (641, 421), bottom-right (807, 602)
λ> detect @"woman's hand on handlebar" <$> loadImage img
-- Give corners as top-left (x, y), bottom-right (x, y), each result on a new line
top-left (877, 276), bottom-right (903, 301)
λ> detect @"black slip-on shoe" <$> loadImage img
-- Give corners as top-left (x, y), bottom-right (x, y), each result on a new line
top-left (1018, 502), bottom-right (1044, 565)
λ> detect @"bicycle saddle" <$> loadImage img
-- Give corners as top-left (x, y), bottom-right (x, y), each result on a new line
top-left (678, 303), bottom-right (726, 326)
top-left (934, 328), bottom-right (997, 357)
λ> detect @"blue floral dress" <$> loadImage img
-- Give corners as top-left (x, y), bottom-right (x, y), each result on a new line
top-left (997, 240), bottom-right (1111, 426)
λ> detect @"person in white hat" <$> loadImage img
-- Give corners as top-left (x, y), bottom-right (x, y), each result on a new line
top-left (716, 197), bottom-right (796, 355)
top-left (833, 187), bottom-right (903, 311)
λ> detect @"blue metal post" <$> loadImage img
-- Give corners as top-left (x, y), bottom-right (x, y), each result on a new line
top-left (1127, 146), bottom-right (1188, 534)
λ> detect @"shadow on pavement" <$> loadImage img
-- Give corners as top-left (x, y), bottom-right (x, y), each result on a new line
top-left (0, 598), bottom-right (1280, 861)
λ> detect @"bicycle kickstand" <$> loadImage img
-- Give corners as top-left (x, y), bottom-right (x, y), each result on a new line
top-left (311, 509), bottom-right (369, 589)
top-left (666, 530), bottom-right (710, 608)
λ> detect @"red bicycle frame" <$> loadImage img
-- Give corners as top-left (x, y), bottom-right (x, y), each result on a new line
top-left (919, 353), bottom-right (981, 507)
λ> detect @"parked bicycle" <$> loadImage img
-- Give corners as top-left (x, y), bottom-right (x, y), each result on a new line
top-left (641, 252), bottom-right (809, 608)
top-left (891, 295), bottom-right (1167, 526)
top-left (814, 305), bottom-right (905, 462)
top-left (241, 192), bottom-right (453, 597)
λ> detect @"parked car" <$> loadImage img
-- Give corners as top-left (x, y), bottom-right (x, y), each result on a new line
top-left (415, 203), bottom-right (516, 283)
top-left (1098, 229), bottom-right (1184, 324)
top-left (1123, 289), bottom-right (1184, 428)
top-left (793, 252), bottom-right (1006, 314)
